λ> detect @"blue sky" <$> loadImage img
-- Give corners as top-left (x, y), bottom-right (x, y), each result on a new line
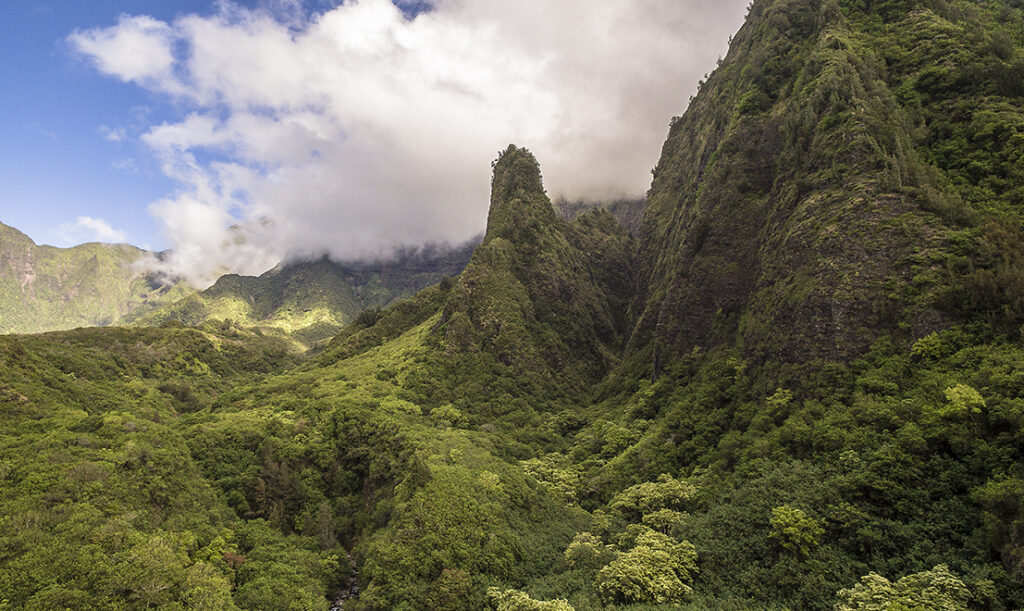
top-left (0, 0), bottom-right (747, 283)
top-left (0, 0), bottom-right (432, 249)
top-left (1, 1), bottom-right (219, 248)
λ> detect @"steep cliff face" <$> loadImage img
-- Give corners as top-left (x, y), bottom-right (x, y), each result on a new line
top-left (0, 222), bottom-right (188, 334)
top-left (630, 0), bottom-right (1024, 368)
top-left (441, 146), bottom-right (635, 386)
top-left (554, 198), bottom-right (646, 236)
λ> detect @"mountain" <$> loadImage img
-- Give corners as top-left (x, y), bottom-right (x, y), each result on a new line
top-left (438, 146), bottom-right (634, 388)
top-left (3, 0), bottom-right (1024, 609)
top-left (0, 222), bottom-right (190, 334)
top-left (0, 220), bottom-right (476, 347)
top-left (553, 198), bottom-right (646, 236)
top-left (126, 242), bottom-right (477, 350)
top-left (631, 0), bottom-right (979, 367)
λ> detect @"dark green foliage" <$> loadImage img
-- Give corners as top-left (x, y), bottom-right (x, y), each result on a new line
top-left (441, 146), bottom-right (634, 390)
top-left (633, 0), bottom-right (1024, 366)
top-left (5, 0), bottom-right (1024, 608)
top-left (553, 198), bottom-right (647, 236)
top-left (944, 219), bottom-right (1024, 333)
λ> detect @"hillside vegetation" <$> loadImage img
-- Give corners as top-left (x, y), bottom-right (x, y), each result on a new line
top-left (126, 245), bottom-right (476, 351)
top-left (0, 221), bottom-right (476, 350)
top-left (3, 0), bottom-right (1024, 609)
top-left (0, 223), bottom-right (189, 334)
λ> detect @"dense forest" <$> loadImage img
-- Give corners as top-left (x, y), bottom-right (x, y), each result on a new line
top-left (3, 0), bottom-right (1024, 608)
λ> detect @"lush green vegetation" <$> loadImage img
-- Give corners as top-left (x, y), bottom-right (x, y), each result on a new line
top-left (125, 245), bottom-right (477, 352)
top-left (4, 0), bottom-right (1024, 608)
top-left (0, 222), bottom-right (190, 334)
top-left (0, 220), bottom-right (474, 350)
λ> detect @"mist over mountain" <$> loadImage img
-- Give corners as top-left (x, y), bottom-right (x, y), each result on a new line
top-left (0, 218), bottom-right (479, 344)
top-left (127, 239), bottom-right (478, 349)
top-left (67, 0), bottom-right (749, 285)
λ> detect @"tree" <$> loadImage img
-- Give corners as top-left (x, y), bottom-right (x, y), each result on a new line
top-left (942, 384), bottom-right (986, 417)
top-left (608, 474), bottom-right (694, 522)
top-left (563, 532), bottom-right (607, 569)
top-left (769, 505), bottom-right (824, 557)
top-left (182, 562), bottom-right (238, 610)
top-left (834, 564), bottom-right (970, 611)
top-left (487, 587), bottom-right (575, 611)
top-left (597, 527), bottom-right (697, 605)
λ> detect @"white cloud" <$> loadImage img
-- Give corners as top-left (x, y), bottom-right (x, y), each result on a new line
top-left (71, 0), bottom-right (749, 286)
top-left (112, 158), bottom-right (139, 173)
top-left (69, 15), bottom-right (179, 87)
top-left (58, 216), bottom-right (129, 245)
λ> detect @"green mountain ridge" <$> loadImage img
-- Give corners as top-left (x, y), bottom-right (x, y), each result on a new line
top-left (0, 222), bottom-right (191, 334)
top-left (3, 0), bottom-right (1024, 609)
top-left (0, 220), bottom-right (479, 349)
top-left (632, 0), bottom-right (963, 366)
top-left (553, 198), bottom-right (646, 237)
top-left (126, 243), bottom-right (478, 350)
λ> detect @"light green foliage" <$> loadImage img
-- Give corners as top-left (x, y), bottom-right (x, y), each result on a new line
top-left (596, 527), bottom-right (698, 605)
top-left (642, 508), bottom-right (688, 534)
top-left (0, 326), bottom-right (315, 609)
top-left (182, 562), bottom-right (239, 610)
top-left (769, 505), bottom-right (825, 557)
top-left (432, 403), bottom-right (467, 426)
top-left (765, 387), bottom-right (793, 414)
top-left (563, 532), bottom-right (607, 568)
top-left (520, 453), bottom-right (583, 503)
top-left (942, 383), bottom-right (986, 416)
top-left (380, 395), bottom-right (422, 416)
top-left (609, 474), bottom-right (694, 521)
top-left (911, 332), bottom-right (947, 360)
top-left (487, 587), bottom-right (575, 611)
top-left (835, 564), bottom-right (970, 611)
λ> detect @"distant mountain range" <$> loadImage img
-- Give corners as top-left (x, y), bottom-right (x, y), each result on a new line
top-left (125, 243), bottom-right (478, 350)
top-left (0, 221), bottom-right (478, 348)
top-left (0, 222), bottom-right (189, 334)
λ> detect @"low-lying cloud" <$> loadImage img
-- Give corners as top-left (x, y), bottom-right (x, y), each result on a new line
top-left (70, 0), bottom-right (748, 286)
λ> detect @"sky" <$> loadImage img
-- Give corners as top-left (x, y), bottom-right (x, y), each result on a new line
top-left (0, 0), bottom-right (749, 286)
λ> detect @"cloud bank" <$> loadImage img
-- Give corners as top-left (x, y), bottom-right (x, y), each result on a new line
top-left (70, 0), bottom-right (748, 286)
